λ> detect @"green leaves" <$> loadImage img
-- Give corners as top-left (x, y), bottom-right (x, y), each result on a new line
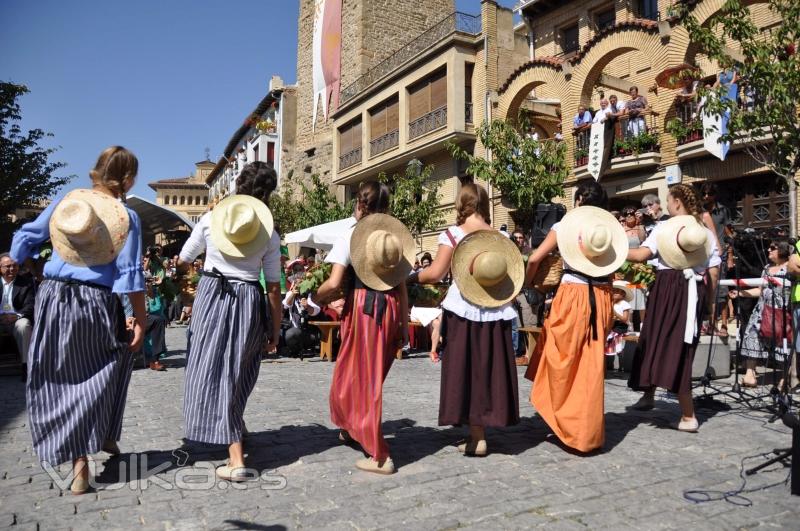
top-left (378, 160), bottom-right (448, 238)
top-left (297, 262), bottom-right (332, 294)
top-left (269, 172), bottom-right (353, 236)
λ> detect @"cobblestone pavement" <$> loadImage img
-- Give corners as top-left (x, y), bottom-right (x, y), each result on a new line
top-left (1, 326), bottom-right (798, 530)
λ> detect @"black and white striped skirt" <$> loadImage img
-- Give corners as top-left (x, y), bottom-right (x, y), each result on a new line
top-left (183, 275), bottom-right (266, 445)
top-left (27, 279), bottom-right (133, 467)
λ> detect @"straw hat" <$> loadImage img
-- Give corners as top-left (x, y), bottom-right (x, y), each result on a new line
top-left (655, 215), bottom-right (711, 270)
top-left (556, 206), bottom-right (628, 277)
top-left (210, 194), bottom-right (274, 258)
top-left (49, 189), bottom-right (130, 267)
top-left (612, 280), bottom-right (634, 302)
top-left (451, 230), bottom-right (524, 308)
top-left (350, 213), bottom-right (415, 291)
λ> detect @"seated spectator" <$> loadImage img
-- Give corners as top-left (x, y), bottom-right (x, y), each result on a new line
top-left (282, 283), bottom-right (323, 357)
top-left (143, 283), bottom-right (167, 371)
top-left (573, 104), bottom-right (593, 131)
top-left (0, 253), bottom-right (34, 380)
top-left (625, 86), bottom-right (649, 136)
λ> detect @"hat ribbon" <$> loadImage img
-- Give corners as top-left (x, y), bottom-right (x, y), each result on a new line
top-left (675, 226), bottom-right (692, 254)
top-left (683, 269), bottom-right (704, 344)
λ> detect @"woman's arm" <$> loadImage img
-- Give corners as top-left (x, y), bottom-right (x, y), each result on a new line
top-left (627, 247), bottom-right (654, 263)
top-left (524, 230), bottom-right (558, 286)
top-left (265, 281), bottom-right (282, 352)
top-left (315, 263), bottom-right (346, 305)
top-left (127, 291), bottom-right (147, 353)
top-left (415, 244), bottom-right (454, 284)
top-left (637, 225), bottom-right (646, 242)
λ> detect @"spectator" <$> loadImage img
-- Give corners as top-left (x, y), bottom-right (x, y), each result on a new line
top-left (282, 283), bottom-right (322, 357)
top-left (511, 229), bottom-right (540, 362)
top-left (625, 86), bottom-right (649, 136)
top-left (420, 252), bottom-right (433, 269)
top-left (640, 193), bottom-right (669, 235)
top-left (416, 251), bottom-right (442, 361)
top-left (572, 104), bottom-right (593, 130)
top-left (714, 64), bottom-right (740, 103)
top-left (499, 224), bottom-right (510, 239)
top-left (593, 99), bottom-right (612, 123)
top-left (605, 281), bottom-right (633, 361)
top-left (512, 230), bottom-right (531, 255)
top-left (699, 183), bottom-right (730, 252)
top-left (554, 122), bottom-right (564, 141)
top-left (142, 283), bottom-right (167, 371)
top-left (608, 94), bottom-right (625, 118)
top-left (0, 253), bottom-right (34, 380)
top-left (621, 207), bottom-right (646, 247)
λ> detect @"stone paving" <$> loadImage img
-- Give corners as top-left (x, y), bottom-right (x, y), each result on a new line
top-left (1, 326), bottom-right (798, 530)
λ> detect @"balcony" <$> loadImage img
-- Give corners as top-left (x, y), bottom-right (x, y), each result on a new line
top-left (339, 12), bottom-right (481, 105)
top-left (573, 128), bottom-right (590, 167)
top-left (409, 105), bottom-right (448, 140)
top-left (370, 129), bottom-right (400, 157)
top-left (465, 102), bottom-right (473, 124)
top-left (573, 114), bottom-right (660, 179)
top-left (339, 147), bottom-right (362, 171)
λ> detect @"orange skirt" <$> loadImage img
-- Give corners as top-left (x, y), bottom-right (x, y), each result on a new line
top-left (526, 283), bottom-right (613, 453)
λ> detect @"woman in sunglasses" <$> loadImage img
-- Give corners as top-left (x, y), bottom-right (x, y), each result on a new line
top-left (622, 207), bottom-right (647, 327)
top-left (729, 240), bottom-right (792, 387)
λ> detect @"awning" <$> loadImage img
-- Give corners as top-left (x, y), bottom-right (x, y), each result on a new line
top-left (126, 195), bottom-right (195, 245)
top-left (284, 216), bottom-right (356, 250)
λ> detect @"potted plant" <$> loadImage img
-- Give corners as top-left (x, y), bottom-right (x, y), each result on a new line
top-left (574, 147), bottom-right (589, 166)
top-left (666, 117), bottom-right (690, 145)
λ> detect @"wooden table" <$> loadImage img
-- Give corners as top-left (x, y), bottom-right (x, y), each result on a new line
top-left (309, 320), bottom-right (425, 361)
top-left (518, 326), bottom-right (542, 359)
top-left (622, 334), bottom-right (639, 343)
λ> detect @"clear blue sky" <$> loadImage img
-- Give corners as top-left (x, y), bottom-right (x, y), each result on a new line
top-left (1, 0), bottom-right (510, 202)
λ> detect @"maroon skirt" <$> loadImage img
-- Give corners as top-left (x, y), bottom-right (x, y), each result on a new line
top-left (628, 269), bottom-right (707, 394)
top-left (439, 311), bottom-right (520, 427)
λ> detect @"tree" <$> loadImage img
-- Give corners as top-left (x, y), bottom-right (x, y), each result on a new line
top-left (378, 159), bottom-right (448, 245)
top-left (447, 118), bottom-right (568, 232)
top-left (269, 173), bottom-right (302, 235)
top-left (269, 173), bottom-right (352, 237)
top-left (1, 82), bottom-right (74, 247)
top-left (675, 0), bottom-right (800, 234)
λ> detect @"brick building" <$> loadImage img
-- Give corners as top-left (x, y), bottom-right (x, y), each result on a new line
top-left (148, 160), bottom-right (215, 224)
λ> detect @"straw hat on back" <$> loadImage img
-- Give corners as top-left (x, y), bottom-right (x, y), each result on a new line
top-left (451, 230), bottom-right (524, 308)
top-left (350, 213), bottom-right (415, 291)
top-left (556, 206), bottom-right (628, 277)
top-left (49, 189), bottom-right (130, 267)
top-left (656, 215), bottom-right (712, 270)
top-left (210, 194), bottom-right (274, 258)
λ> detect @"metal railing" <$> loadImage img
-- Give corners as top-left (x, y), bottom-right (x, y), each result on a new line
top-left (370, 129), bottom-right (399, 156)
top-left (339, 147), bottom-right (362, 171)
top-left (612, 115), bottom-right (660, 158)
top-left (340, 12), bottom-right (481, 105)
top-left (409, 105), bottom-right (447, 140)
top-left (465, 102), bottom-right (473, 123)
top-left (573, 128), bottom-right (590, 166)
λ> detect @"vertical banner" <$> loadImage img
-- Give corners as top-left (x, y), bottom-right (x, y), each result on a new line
top-left (312, 0), bottom-right (342, 131)
top-left (587, 122), bottom-right (605, 181)
top-left (701, 94), bottom-right (731, 161)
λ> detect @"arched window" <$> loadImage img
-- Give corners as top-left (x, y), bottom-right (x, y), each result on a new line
top-left (180, 196), bottom-right (185, 205)
top-left (172, 195), bottom-right (177, 205)
top-left (203, 196), bottom-right (208, 205)
top-left (187, 196), bottom-right (193, 205)
top-left (196, 196), bottom-right (201, 205)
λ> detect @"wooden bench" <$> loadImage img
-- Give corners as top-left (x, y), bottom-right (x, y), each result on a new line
top-left (518, 326), bottom-right (542, 359)
top-left (308, 320), bottom-right (425, 362)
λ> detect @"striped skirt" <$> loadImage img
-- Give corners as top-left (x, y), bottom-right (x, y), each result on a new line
top-left (27, 280), bottom-right (133, 467)
top-left (329, 288), bottom-right (400, 461)
top-left (183, 276), bottom-right (266, 445)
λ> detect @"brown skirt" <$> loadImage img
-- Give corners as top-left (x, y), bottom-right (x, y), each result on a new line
top-left (628, 269), bottom-right (706, 394)
top-left (438, 311), bottom-right (520, 427)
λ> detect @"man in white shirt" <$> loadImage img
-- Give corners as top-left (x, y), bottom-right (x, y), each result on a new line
top-left (593, 99), bottom-right (612, 123)
top-left (0, 253), bottom-right (34, 378)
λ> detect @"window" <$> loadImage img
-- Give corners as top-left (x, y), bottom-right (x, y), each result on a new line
top-left (638, 0), bottom-right (658, 21)
top-left (409, 69), bottom-right (447, 122)
top-left (560, 23), bottom-right (579, 54)
top-left (465, 63), bottom-right (474, 124)
top-left (203, 196), bottom-right (208, 205)
top-left (338, 119), bottom-right (363, 170)
top-left (267, 142), bottom-right (275, 164)
top-left (253, 143), bottom-right (260, 162)
top-left (196, 196), bottom-right (201, 205)
top-left (172, 195), bottom-right (177, 205)
top-left (369, 96), bottom-right (400, 155)
top-left (595, 8), bottom-right (615, 31)
top-left (180, 196), bottom-right (185, 205)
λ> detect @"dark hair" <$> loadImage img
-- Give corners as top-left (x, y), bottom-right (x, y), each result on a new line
top-left (456, 183), bottom-right (491, 225)
top-left (89, 146), bottom-right (138, 199)
top-left (356, 181), bottom-right (390, 216)
top-left (420, 252), bottom-right (432, 264)
top-left (699, 182), bottom-right (718, 197)
top-left (771, 240), bottom-right (791, 261)
top-left (574, 180), bottom-right (608, 209)
top-left (236, 162), bottom-right (277, 204)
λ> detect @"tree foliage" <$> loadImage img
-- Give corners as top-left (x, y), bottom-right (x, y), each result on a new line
top-left (676, 1), bottom-right (799, 185)
top-left (447, 118), bottom-right (568, 230)
top-left (269, 172), bottom-right (352, 236)
top-left (1, 82), bottom-right (73, 241)
top-left (378, 159), bottom-right (447, 239)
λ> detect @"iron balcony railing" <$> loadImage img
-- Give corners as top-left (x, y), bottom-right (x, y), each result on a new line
top-left (409, 105), bottom-right (447, 140)
top-left (340, 12), bottom-right (481, 105)
top-left (612, 115), bottom-right (660, 158)
top-left (465, 102), bottom-right (473, 123)
top-left (339, 147), bottom-right (362, 171)
top-left (370, 129), bottom-right (400, 157)
top-left (573, 128), bottom-right (591, 166)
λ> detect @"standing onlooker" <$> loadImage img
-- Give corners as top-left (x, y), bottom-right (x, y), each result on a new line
top-left (573, 104), bottom-right (593, 130)
top-left (640, 193), bottom-right (669, 235)
top-left (0, 253), bottom-right (35, 379)
top-left (511, 230), bottom-right (538, 363)
top-left (143, 282), bottom-right (167, 370)
top-left (282, 283), bottom-right (322, 357)
top-left (593, 99), bottom-right (612, 123)
top-left (625, 86), bottom-right (649, 136)
top-left (700, 182), bottom-right (732, 336)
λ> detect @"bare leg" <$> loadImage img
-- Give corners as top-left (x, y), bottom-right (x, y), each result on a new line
top-left (469, 425), bottom-right (485, 442)
top-left (228, 441), bottom-right (245, 468)
top-left (678, 390), bottom-right (695, 420)
top-left (429, 317), bottom-right (441, 362)
top-left (743, 358), bottom-right (758, 385)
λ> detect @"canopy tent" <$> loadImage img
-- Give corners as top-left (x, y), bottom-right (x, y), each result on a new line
top-left (284, 216), bottom-right (356, 251)
top-left (126, 195), bottom-right (195, 250)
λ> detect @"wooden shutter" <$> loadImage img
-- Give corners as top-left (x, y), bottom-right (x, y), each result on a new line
top-left (352, 121), bottom-right (362, 151)
top-left (370, 105), bottom-right (387, 139)
top-left (386, 98), bottom-right (399, 132)
top-left (409, 82), bottom-right (430, 121)
top-left (339, 125), bottom-right (352, 154)
top-left (430, 70), bottom-right (447, 110)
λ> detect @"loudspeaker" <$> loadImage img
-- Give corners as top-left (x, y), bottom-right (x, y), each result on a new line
top-left (691, 337), bottom-right (732, 380)
top-left (532, 203), bottom-right (566, 246)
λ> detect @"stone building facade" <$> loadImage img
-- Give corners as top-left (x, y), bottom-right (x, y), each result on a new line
top-left (149, 160), bottom-right (215, 224)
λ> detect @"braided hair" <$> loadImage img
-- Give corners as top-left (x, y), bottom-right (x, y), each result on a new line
top-left (668, 183), bottom-right (703, 222)
top-left (89, 146), bottom-right (138, 200)
top-left (236, 162), bottom-right (277, 204)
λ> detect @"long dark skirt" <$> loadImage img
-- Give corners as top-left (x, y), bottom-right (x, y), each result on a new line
top-left (439, 311), bottom-right (519, 427)
top-left (629, 269), bottom-right (706, 394)
top-left (183, 276), bottom-right (266, 445)
top-left (27, 280), bottom-right (133, 467)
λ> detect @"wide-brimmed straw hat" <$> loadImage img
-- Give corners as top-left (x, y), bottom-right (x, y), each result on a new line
top-left (350, 213), bottom-right (415, 291)
top-left (656, 215), bottom-right (711, 270)
top-left (210, 194), bottom-right (274, 258)
top-left (451, 230), bottom-right (524, 308)
top-left (49, 189), bottom-right (130, 267)
top-left (557, 206), bottom-right (628, 278)
top-left (612, 280), bottom-right (634, 302)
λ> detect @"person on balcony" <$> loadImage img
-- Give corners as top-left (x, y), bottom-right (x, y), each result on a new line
top-left (625, 86), bottom-right (649, 136)
top-left (608, 94), bottom-right (625, 118)
top-left (593, 99), bottom-right (612, 123)
top-left (572, 105), bottom-right (593, 131)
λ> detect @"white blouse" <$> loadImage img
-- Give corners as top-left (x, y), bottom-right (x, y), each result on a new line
top-left (179, 212), bottom-right (282, 283)
top-left (438, 226), bottom-right (518, 322)
top-left (325, 228), bottom-right (355, 267)
top-left (640, 222), bottom-right (721, 274)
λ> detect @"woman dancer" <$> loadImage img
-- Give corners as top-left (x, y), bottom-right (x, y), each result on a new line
top-left (412, 183), bottom-right (522, 456)
top-left (179, 162), bottom-right (282, 481)
top-left (314, 182), bottom-right (412, 474)
top-left (627, 184), bottom-right (720, 431)
top-left (524, 181), bottom-right (627, 452)
top-left (11, 146), bottom-right (146, 494)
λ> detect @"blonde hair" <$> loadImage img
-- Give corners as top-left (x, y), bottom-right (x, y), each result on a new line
top-left (668, 183), bottom-right (703, 222)
top-left (89, 146), bottom-right (138, 199)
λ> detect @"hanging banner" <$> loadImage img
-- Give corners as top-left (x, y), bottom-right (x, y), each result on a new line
top-left (312, 0), bottom-right (342, 131)
top-left (701, 94), bottom-right (731, 161)
top-left (587, 122), bottom-right (605, 181)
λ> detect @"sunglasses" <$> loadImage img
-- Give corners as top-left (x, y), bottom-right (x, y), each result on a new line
top-left (623, 211), bottom-right (635, 216)
top-left (769, 245), bottom-right (778, 251)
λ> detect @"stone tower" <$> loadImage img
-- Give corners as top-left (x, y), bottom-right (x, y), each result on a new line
top-left (287, 0), bottom-right (455, 190)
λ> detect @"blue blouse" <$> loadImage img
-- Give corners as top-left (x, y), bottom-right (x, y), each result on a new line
top-left (10, 198), bottom-right (145, 293)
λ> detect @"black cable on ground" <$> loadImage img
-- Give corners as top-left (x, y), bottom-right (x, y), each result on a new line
top-left (683, 452), bottom-right (791, 506)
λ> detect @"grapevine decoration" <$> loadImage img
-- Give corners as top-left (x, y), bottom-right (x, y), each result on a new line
top-left (407, 283), bottom-right (448, 307)
top-left (618, 261), bottom-right (656, 287)
top-left (297, 262), bottom-right (332, 295)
